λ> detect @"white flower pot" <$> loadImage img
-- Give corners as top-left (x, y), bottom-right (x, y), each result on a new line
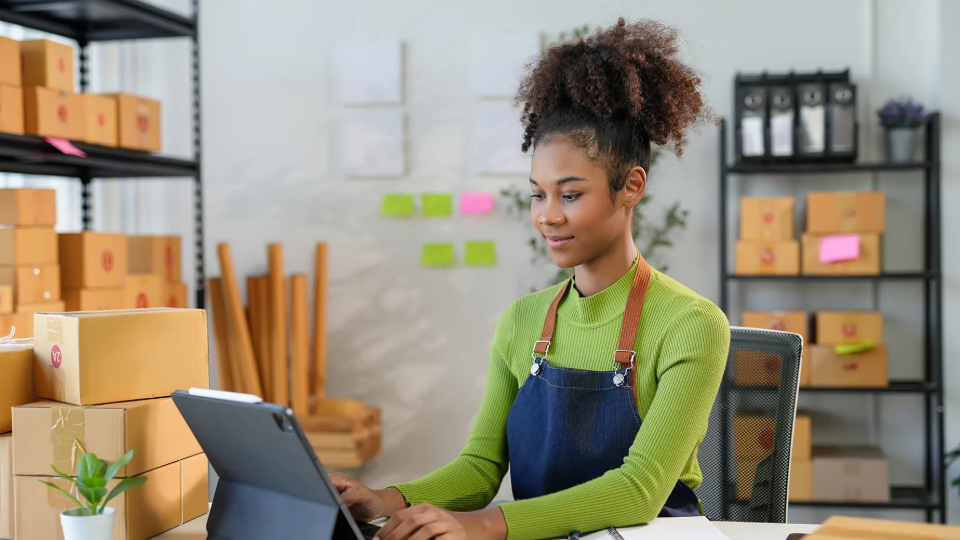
top-left (60, 507), bottom-right (116, 540)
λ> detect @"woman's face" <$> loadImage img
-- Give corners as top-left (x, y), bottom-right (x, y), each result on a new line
top-left (529, 137), bottom-right (643, 269)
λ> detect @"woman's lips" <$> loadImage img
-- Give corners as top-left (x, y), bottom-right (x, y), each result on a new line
top-left (544, 235), bottom-right (573, 249)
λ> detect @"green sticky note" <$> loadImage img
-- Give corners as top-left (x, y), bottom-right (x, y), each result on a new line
top-left (464, 241), bottom-right (497, 266)
top-left (422, 193), bottom-right (453, 217)
top-left (381, 194), bottom-right (416, 217)
top-left (422, 243), bottom-right (455, 267)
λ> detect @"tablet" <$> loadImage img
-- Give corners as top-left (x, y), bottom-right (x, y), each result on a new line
top-left (172, 388), bottom-right (381, 540)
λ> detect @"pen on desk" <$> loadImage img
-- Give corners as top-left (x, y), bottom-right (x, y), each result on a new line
top-left (567, 531), bottom-right (582, 540)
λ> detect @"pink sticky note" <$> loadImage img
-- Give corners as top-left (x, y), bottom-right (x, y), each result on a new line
top-left (819, 234), bottom-right (860, 263)
top-left (459, 192), bottom-right (495, 215)
top-left (44, 137), bottom-right (86, 157)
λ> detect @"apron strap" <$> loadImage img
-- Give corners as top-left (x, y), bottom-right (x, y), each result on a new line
top-left (533, 252), bottom-right (653, 369)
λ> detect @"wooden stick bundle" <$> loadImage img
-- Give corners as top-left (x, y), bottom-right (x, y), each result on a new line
top-left (217, 244), bottom-right (262, 396)
top-left (268, 244), bottom-right (289, 407)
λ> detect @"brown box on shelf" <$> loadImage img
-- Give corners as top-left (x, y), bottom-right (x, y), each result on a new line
top-left (813, 516), bottom-right (960, 540)
top-left (33, 308), bottom-right (209, 406)
top-left (807, 191), bottom-right (886, 234)
top-left (164, 282), bottom-right (188, 308)
top-left (0, 433), bottom-right (11, 539)
top-left (63, 286), bottom-right (124, 311)
top-left (111, 93), bottom-right (161, 152)
top-left (735, 457), bottom-right (761, 501)
top-left (79, 94), bottom-right (118, 147)
top-left (0, 36), bottom-right (21, 87)
top-left (789, 459), bottom-right (812, 501)
top-left (0, 264), bottom-right (60, 304)
top-left (742, 311), bottom-right (808, 338)
top-left (0, 312), bottom-right (33, 338)
top-left (0, 284), bottom-right (10, 314)
top-left (0, 188), bottom-right (56, 226)
top-left (124, 274), bottom-right (163, 309)
top-left (793, 413), bottom-right (811, 460)
top-left (59, 231), bottom-right (127, 288)
top-left (0, 85), bottom-right (23, 135)
top-left (14, 453), bottom-right (208, 540)
top-left (20, 39), bottom-right (74, 92)
top-left (740, 197), bottom-right (794, 240)
top-left (23, 86), bottom-right (85, 140)
top-left (810, 344), bottom-right (888, 387)
top-left (735, 240), bottom-right (800, 275)
top-left (12, 397), bottom-right (201, 477)
top-left (734, 415), bottom-right (774, 458)
top-left (129, 235), bottom-right (180, 283)
top-left (0, 227), bottom-right (57, 265)
top-left (815, 311), bottom-right (883, 345)
top-left (733, 348), bottom-right (811, 387)
top-left (802, 233), bottom-right (881, 275)
top-left (812, 446), bottom-right (890, 502)
top-left (16, 299), bottom-right (64, 315)
top-left (0, 343), bottom-right (33, 433)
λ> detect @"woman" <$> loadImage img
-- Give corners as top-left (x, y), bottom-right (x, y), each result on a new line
top-left (332, 18), bottom-right (729, 540)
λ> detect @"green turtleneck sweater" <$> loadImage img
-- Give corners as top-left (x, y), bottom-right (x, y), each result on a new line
top-left (390, 262), bottom-right (730, 540)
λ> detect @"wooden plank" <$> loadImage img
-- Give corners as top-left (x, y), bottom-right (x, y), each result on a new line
top-left (247, 275), bottom-right (271, 401)
top-left (255, 276), bottom-right (271, 393)
top-left (311, 242), bottom-right (328, 403)
top-left (208, 278), bottom-right (235, 392)
top-left (217, 243), bottom-right (263, 396)
top-left (290, 274), bottom-right (310, 418)
top-left (268, 244), bottom-right (289, 406)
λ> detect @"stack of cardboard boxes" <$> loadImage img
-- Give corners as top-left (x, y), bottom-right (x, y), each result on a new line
top-left (60, 232), bottom-right (128, 311)
top-left (739, 311), bottom-right (811, 387)
top-left (129, 236), bottom-right (187, 308)
top-left (0, 36), bottom-right (24, 136)
top-left (21, 39), bottom-right (83, 141)
top-left (736, 197), bottom-right (799, 275)
top-left (733, 412), bottom-right (812, 501)
top-left (802, 191), bottom-right (884, 275)
top-left (0, 189), bottom-right (64, 338)
top-left (6, 308), bottom-right (210, 540)
top-left (811, 311), bottom-right (887, 387)
top-left (0, 340), bottom-right (34, 539)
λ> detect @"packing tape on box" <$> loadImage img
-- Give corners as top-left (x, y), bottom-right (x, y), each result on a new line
top-left (47, 475), bottom-right (81, 510)
top-left (51, 406), bottom-right (85, 475)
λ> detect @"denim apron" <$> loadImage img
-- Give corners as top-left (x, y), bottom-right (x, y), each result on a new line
top-left (505, 255), bottom-right (700, 517)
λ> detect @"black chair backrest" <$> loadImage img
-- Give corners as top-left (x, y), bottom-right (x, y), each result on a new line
top-left (696, 326), bottom-right (803, 523)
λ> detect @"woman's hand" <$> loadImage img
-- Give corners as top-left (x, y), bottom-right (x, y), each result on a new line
top-left (374, 503), bottom-right (507, 540)
top-left (329, 474), bottom-right (408, 522)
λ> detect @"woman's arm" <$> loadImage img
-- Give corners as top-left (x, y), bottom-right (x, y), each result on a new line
top-left (388, 304), bottom-right (518, 512)
top-left (497, 300), bottom-right (729, 540)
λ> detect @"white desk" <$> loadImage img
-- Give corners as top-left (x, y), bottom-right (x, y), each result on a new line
top-left (156, 514), bottom-right (818, 540)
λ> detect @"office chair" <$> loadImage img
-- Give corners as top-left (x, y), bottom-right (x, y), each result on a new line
top-left (695, 326), bottom-right (803, 523)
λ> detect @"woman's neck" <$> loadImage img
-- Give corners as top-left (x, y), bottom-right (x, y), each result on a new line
top-left (573, 235), bottom-right (639, 297)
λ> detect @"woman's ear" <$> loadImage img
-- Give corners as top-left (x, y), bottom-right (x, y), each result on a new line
top-left (623, 166), bottom-right (647, 209)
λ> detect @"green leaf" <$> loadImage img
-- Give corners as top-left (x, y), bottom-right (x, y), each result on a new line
top-left (103, 449), bottom-right (134, 483)
top-left (41, 481), bottom-right (86, 511)
top-left (97, 459), bottom-right (108, 478)
top-left (51, 464), bottom-right (81, 489)
top-left (76, 453), bottom-right (99, 483)
top-left (100, 476), bottom-right (148, 513)
top-left (77, 486), bottom-right (107, 508)
top-left (84, 477), bottom-right (107, 488)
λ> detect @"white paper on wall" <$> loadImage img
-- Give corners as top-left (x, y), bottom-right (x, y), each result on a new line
top-left (474, 32), bottom-right (541, 98)
top-left (335, 39), bottom-right (403, 104)
top-left (341, 110), bottom-right (406, 177)
top-left (474, 104), bottom-right (529, 175)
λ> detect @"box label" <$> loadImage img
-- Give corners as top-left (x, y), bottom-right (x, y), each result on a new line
top-left (50, 344), bottom-right (61, 368)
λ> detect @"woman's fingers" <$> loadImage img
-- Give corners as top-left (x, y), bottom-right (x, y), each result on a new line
top-left (406, 521), bottom-right (450, 540)
top-left (376, 504), bottom-right (435, 540)
top-left (329, 473), bottom-right (358, 493)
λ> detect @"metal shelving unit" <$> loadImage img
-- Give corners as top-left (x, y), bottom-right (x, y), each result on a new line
top-left (718, 114), bottom-right (945, 522)
top-left (0, 0), bottom-right (204, 309)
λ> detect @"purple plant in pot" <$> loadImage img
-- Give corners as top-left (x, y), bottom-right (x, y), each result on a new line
top-left (877, 98), bottom-right (929, 162)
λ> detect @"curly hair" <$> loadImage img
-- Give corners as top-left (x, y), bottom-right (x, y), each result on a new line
top-left (516, 18), bottom-right (711, 195)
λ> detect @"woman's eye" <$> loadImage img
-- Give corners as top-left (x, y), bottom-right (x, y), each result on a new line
top-left (561, 193), bottom-right (580, 202)
top-left (529, 194), bottom-right (545, 201)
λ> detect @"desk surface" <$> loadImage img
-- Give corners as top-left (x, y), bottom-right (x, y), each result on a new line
top-left (156, 513), bottom-right (819, 540)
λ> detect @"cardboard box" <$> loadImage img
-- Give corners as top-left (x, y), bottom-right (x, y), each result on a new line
top-left (815, 311), bottom-right (883, 345)
top-left (33, 308), bottom-right (209, 406)
top-left (128, 236), bottom-right (180, 283)
top-left (0, 434), bottom-right (10, 539)
top-left (0, 343), bottom-right (34, 433)
top-left (735, 240), bottom-right (800, 275)
top-left (0, 36), bottom-right (20, 87)
top-left (14, 453), bottom-right (208, 540)
top-left (734, 415), bottom-right (775, 458)
top-left (0, 85), bottom-right (24, 135)
top-left (16, 299), bottom-right (64, 316)
top-left (802, 233), bottom-right (881, 275)
top-left (79, 94), bottom-right (119, 147)
top-left (733, 348), bottom-right (811, 387)
top-left (807, 191), bottom-right (886, 234)
top-left (740, 197), bottom-right (794, 240)
top-left (0, 227), bottom-right (58, 265)
top-left (123, 274), bottom-right (162, 309)
top-left (742, 311), bottom-right (808, 339)
top-left (0, 188), bottom-right (57, 226)
top-left (63, 287), bottom-right (124, 311)
top-left (0, 312), bottom-right (33, 339)
top-left (812, 446), bottom-right (890, 502)
top-left (789, 459), bottom-right (812, 501)
top-left (164, 282), bottom-right (188, 308)
top-left (0, 284), bottom-right (10, 314)
top-left (793, 413), bottom-right (811, 460)
top-left (814, 516), bottom-right (960, 540)
top-left (735, 458), bottom-right (761, 500)
top-left (23, 86), bottom-right (85, 140)
top-left (0, 264), bottom-right (60, 304)
top-left (810, 344), bottom-right (888, 387)
top-left (59, 232), bottom-right (128, 288)
top-left (112, 93), bottom-right (161, 152)
top-left (12, 398), bottom-right (201, 477)
top-left (20, 39), bottom-right (74, 92)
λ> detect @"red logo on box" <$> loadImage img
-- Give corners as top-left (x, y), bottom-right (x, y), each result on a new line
top-left (759, 429), bottom-right (775, 451)
top-left (57, 105), bottom-right (68, 122)
top-left (842, 323), bottom-right (858, 337)
top-left (768, 318), bottom-right (786, 331)
top-left (760, 249), bottom-right (776, 265)
top-left (136, 114), bottom-right (149, 133)
top-left (764, 356), bottom-right (779, 373)
top-left (841, 206), bottom-right (856, 219)
top-left (842, 362), bottom-right (860, 372)
top-left (102, 250), bottom-right (114, 272)
top-left (51, 344), bottom-right (62, 368)
top-left (136, 293), bottom-right (148, 308)
top-left (762, 210), bottom-right (774, 224)
top-left (168, 295), bottom-right (178, 308)
top-left (97, 113), bottom-right (105, 127)
top-left (58, 58), bottom-right (65, 72)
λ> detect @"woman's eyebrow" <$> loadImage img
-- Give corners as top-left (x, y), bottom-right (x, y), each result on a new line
top-left (528, 176), bottom-right (588, 186)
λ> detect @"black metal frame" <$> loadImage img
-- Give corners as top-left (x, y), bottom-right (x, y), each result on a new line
top-left (718, 114), bottom-right (945, 522)
top-left (0, 0), bottom-right (204, 309)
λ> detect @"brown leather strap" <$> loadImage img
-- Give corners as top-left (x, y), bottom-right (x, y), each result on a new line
top-left (534, 253), bottom-right (653, 368)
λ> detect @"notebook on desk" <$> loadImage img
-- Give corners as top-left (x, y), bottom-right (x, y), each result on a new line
top-left (571, 517), bottom-right (730, 540)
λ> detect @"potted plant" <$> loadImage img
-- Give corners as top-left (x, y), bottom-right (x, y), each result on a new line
top-left (42, 449), bottom-right (147, 540)
top-left (877, 98), bottom-right (929, 162)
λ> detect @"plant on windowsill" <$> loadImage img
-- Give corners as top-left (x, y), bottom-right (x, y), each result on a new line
top-left (42, 449), bottom-right (148, 540)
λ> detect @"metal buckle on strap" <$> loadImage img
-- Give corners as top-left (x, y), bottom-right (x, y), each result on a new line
top-left (532, 340), bottom-right (551, 359)
top-left (612, 349), bottom-right (636, 369)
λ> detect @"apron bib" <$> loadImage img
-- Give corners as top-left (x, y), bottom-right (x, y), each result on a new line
top-left (505, 254), bottom-right (700, 517)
